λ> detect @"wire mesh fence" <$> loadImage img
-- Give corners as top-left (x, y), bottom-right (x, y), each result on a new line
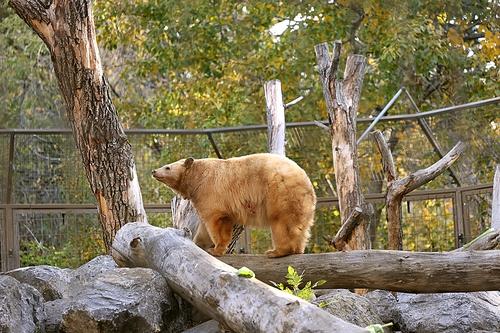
top-left (0, 98), bottom-right (497, 269)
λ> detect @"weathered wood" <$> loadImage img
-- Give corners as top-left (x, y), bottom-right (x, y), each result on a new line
top-left (372, 130), bottom-right (401, 250)
top-left (331, 207), bottom-right (363, 250)
top-left (493, 165), bottom-right (500, 229)
top-left (453, 228), bottom-right (500, 251)
top-left (220, 250), bottom-right (500, 293)
top-left (9, 0), bottom-right (147, 250)
top-left (314, 41), bottom-right (370, 250)
top-left (264, 80), bottom-right (286, 156)
top-left (373, 130), bottom-right (466, 250)
top-left (451, 165), bottom-right (500, 251)
top-left (111, 223), bottom-right (367, 333)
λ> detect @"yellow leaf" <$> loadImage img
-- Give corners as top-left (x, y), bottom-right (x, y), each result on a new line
top-left (447, 28), bottom-right (462, 45)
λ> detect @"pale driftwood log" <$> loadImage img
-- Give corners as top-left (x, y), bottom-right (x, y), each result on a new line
top-left (454, 165), bottom-right (500, 251)
top-left (265, 80), bottom-right (286, 156)
top-left (315, 41), bottom-right (371, 251)
top-left (9, 0), bottom-right (147, 250)
top-left (220, 250), bottom-right (500, 293)
top-left (493, 165), bottom-right (500, 229)
top-left (372, 130), bottom-right (466, 250)
top-left (111, 223), bottom-right (367, 333)
top-left (453, 228), bottom-right (500, 251)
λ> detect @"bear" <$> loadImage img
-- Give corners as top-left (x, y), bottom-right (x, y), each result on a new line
top-left (152, 153), bottom-right (316, 258)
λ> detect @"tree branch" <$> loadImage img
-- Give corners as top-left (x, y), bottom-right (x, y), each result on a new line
top-left (372, 131), bottom-right (397, 183)
top-left (331, 207), bottom-right (363, 251)
top-left (9, 0), bottom-right (54, 47)
top-left (395, 141), bottom-right (466, 195)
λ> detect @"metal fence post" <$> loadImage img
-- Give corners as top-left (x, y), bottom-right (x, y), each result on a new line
top-left (453, 188), bottom-right (465, 248)
top-left (3, 133), bottom-right (20, 271)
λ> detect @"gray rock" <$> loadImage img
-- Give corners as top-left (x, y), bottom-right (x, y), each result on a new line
top-left (4, 266), bottom-right (72, 301)
top-left (46, 267), bottom-right (189, 333)
top-left (395, 291), bottom-right (500, 333)
top-left (67, 255), bottom-right (117, 293)
top-left (43, 300), bottom-right (65, 333)
top-left (312, 289), bottom-right (382, 328)
top-left (0, 275), bottom-right (45, 333)
top-left (365, 290), bottom-right (401, 325)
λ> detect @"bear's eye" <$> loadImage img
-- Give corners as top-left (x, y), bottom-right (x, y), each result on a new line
top-left (165, 166), bottom-right (171, 170)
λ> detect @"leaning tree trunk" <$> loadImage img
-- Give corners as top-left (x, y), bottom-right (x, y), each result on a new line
top-left (112, 223), bottom-right (367, 333)
top-left (9, 0), bottom-right (147, 249)
top-left (314, 41), bottom-right (371, 250)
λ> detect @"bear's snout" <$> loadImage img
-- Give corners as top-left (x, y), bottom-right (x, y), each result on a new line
top-left (152, 169), bottom-right (157, 176)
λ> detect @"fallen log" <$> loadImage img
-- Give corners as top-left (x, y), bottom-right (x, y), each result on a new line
top-left (111, 222), bottom-right (367, 333)
top-left (220, 250), bottom-right (500, 293)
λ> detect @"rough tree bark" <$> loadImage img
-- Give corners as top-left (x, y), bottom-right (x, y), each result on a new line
top-left (220, 250), bottom-right (500, 293)
top-left (372, 130), bottom-right (465, 250)
top-left (111, 223), bottom-right (367, 333)
top-left (9, 0), bottom-right (147, 249)
top-left (314, 41), bottom-right (370, 250)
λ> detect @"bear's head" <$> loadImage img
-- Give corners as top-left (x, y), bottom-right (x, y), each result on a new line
top-left (152, 157), bottom-right (194, 191)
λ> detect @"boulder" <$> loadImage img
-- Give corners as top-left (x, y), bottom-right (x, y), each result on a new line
top-left (67, 255), bottom-right (117, 292)
top-left (46, 267), bottom-right (190, 333)
top-left (312, 289), bottom-right (383, 328)
top-left (4, 265), bottom-right (72, 301)
top-left (395, 291), bottom-right (500, 333)
top-left (365, 290), bottom-right (401, 326)
top-left (0, 275), bottom-right (45, 333)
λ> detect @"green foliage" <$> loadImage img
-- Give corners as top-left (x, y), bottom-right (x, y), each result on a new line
top-left (365, 323), bottom-right (393, 333)
top-left (271, 266), bottom-right (326, 302)
top-left (20, 225), bottom-right (105, 268)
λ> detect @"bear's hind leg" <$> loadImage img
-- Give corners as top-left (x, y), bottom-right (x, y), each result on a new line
top-left (266, 221), bottom-right (306, 258)
top-left (205, 217), bottom-right (233, 257)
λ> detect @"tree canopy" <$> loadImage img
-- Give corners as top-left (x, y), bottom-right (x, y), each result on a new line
top-left (1, 0), bottom-right (498, 128)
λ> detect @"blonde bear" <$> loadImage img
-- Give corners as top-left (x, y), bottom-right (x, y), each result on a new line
top-left (152, 153), bottom-right (316, 258)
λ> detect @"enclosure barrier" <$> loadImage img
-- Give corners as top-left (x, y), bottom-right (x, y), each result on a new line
top-left (0, 95), bottom-right (498, 271)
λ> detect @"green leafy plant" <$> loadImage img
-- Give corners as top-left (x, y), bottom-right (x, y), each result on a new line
top-left (270, 266), bottom-right (326, 301)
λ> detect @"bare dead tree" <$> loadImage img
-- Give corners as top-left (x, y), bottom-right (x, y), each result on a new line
top-left (314, 40), bottom-right (371, 250)
top-left (372, 130), bottom-right (465, 249)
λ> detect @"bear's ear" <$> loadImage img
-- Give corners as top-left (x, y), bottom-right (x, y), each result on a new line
top-left (184, 157), bottom-right (194, 168)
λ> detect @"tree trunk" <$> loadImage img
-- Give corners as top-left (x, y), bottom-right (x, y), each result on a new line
top-left (9, 0), bottom-right (147, 250)
top-left (220, 250), bottom-right (500, 293)
top-left (314, 41), bottom-right (370, 250)
top-left (372, 130), bottom-right (465, 250)
top-left (111, 223), bottom-right (367, 333)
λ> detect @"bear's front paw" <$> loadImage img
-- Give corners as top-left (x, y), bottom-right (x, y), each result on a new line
top-left (207, 247), bottom-right (225, 257)
top-left (265, 249), bottom-right (290, 258)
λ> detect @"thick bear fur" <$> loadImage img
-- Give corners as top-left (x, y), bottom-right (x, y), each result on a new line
top-left (152, 153), bottom-right (316, 258)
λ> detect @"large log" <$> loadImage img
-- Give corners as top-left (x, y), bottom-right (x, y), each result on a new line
top-left (314, 41), bottom-right (371, 250)
top-left (220, 251), bottom-right (500, 293)
top-left (111, 223), bottom-right (367, 333)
